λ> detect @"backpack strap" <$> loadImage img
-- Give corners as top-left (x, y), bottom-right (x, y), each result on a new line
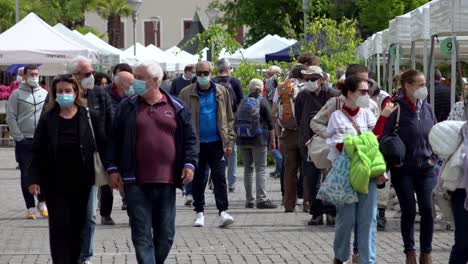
top-left (393, 103), bottom-right (401, 134)
top-left (340, 109), bottom-right (362, 135)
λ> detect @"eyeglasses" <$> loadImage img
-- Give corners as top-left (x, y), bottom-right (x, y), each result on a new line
top-left (196, 71), bottom-right (210, 77)
top-left (305, 77), bottom-right (321, 82)
top-left (74, 71), bottom-right (94, 78)
top-left (357, 89), bottom-right (369, 95)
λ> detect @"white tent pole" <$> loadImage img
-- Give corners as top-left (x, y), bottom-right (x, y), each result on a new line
top-left (377, 54), bottom-right (381, 86)
top-left (451, 34), bottom-right (457, 107)
top-left (423, 39), bottom-right (428, 78)
top-left (383, 52), bottom-right (387, 91)
top-left (410, 41), bottom-right (416, 69)
top-left (395, 43), bottom-right (400, 76)
top-left (388, 45), bottom-right (394, 93)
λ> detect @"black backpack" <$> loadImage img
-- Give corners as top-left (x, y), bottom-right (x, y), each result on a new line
top-left (235, 97), bottom-right (263, 138)
top-left (214, 76), bottom-right (238, 112)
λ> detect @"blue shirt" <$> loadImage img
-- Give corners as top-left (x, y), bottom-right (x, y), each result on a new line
top-left (197, 82), bottom-right (221, 143)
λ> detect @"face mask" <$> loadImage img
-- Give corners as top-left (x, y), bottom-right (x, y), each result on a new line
top-left (356, 95), bottom-right (370, 108)
top-left (328, 83), bottom-right (333, 90)
top-left (305, 81), bottom-right (319, 92)
top-left (27, 77), bottom-right (39, 87)
top-left (16, 76), bottom-right (23, 83)
top-left (197, 76), bottom-right (211, 87)
top-left (127, 86), bottom-right (135, 96)
top-left (191, 73), bottom-right (196, 79)
top-left (133, 80), bottom-right (148, 96)
top-left (56, 94), bottom-right (75, 108)
top-left (413, 86), bottom-right (428, 100)
top-left (81, 75), bottom-right (95, 90)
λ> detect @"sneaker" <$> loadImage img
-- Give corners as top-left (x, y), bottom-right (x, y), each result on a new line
top-left (184, 195), bottom-right (194, 206)
top-left (284, 208), bottom-right (295, 213)
top-left (121, 202), bottom-right (127, 210)
top-left (308, 214), bottom-right (324, 225)
top-left (256, 200), bottom-right (278, 209)
top-left (193, 212), bottom-right (205, 227)
top-left (101, 216), bottom-right (116, 225)
top-left (219, 211), bottom-right (234, 227)
top-left (269, 172), bottom-right (278, 178)
top-left (38, 202), bottom-right (48, 217)
top-left (26, 208), bottom-right (36, 220)
top-left (326, 214), bottom-right (336, 226)
top-left (228, 187), bottom-right (236, 193)
top-left (245, 202), bottom-right (254, 208)
top-left (296, 198), bottom-right (304, 205)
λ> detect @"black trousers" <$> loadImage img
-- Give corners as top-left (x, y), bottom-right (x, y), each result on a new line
top-left (99, 185), bottom-right (113, 217)
top-left (46, 186), bottom-right (91, 264)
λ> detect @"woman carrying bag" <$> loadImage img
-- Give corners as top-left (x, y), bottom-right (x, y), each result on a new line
top-left (28, 75), bottom-right (107, 264)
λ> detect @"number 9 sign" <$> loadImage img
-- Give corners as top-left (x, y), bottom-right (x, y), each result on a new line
top-left (440, 38), bottom-right (459, 57)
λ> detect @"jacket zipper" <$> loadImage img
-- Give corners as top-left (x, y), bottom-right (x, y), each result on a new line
top-left (32, 87), bottom-right (37, 131)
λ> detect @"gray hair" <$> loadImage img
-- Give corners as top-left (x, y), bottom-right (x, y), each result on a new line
top-left (17, 67), bottom-right (24, 75)
top-left (196, 61), bottom-right (213, 72)
top-left (68, 55), bottom-right (92, 74)
top-left (136, 61), bottom-right (163, 86)
top-left (336, 67), bottom-right (346, 80)
top-left (216, 58), bottom-right (231, 73)
top-left (248, 78), bottom-right (264, 96)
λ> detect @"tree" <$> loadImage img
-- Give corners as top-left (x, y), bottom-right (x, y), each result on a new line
top-left (356, 0), bottom-right (428, 37)
top-left (91, 0), bottom-right (131, 48)
top-left (28, 0), bottom-right (91, 29)
top-left (0, 0), bottom-right (15, 33)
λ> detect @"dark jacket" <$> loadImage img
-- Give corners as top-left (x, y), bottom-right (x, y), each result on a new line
top-left (85, 87), bottom-right (113, 138)
top-left (236, 94), bottom-right (274, 147)
top-left (105, 89), bottom-right (199, 189)
top-left (170, 76), bottom-right (192, 96)
top-left (433, 81), bottom-right (451, 122)
top-left (28, 106), bottom-right (107, 188)
top-left (382, 96), bottom-right (436, 170)
top-left (212, 75), bottom-right (244, 109)
top-left (295, 87), bottom-right (331, 149)
top-left (106, 84), bottom-right (125, 119)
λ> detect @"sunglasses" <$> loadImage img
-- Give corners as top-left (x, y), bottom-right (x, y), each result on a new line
top-left (357, 89), bottom-right (369, 95)
top-left (306, 77), bottom-right (321, 82)
top-left (74, 71), bottom-right (94, 78)
top-left (196, 71), bottom-right (210, 77)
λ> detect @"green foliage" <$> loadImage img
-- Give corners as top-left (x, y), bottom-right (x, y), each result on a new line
top-left (298, 17), bottom-right (360, 81)
top-left (0, 0), bottom-right (16, 33)
top-left (28, 0), bottom-right (94, 29)
top-left (182, 24), bottom-right (241, 62)
top-left (91, 0), bottom-right (130, 19)
top-left (75, 26), bottom-right (107, 40)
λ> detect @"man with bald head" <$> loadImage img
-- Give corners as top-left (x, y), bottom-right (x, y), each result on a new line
top-left (108, 71), bottom-right (135, 116)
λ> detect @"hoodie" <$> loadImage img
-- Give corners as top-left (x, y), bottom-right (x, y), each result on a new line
top-left (6, 82), bottom-right (48, 141)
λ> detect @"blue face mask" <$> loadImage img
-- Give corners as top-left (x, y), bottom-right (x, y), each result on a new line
top-left (133, 80), bottom-right (148, 96)
top-left (191, 73), bottom-right (196, 79)
top-left (56, 94), bottom-right (75, 108)
top-left (127, 85), bottom-right (135, 96)
top-left (197, 76), bottom-right (211, 86)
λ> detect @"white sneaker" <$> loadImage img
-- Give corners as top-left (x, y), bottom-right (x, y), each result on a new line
top-left (219, 211), bottom-right (234, 228)
top-left (184, 195), bottom-right (193, 206)
top-left (297, 198), bottom-right (304, 205)
top-left (81, 261), bottom-right (93, 264)
top-left (26, 208), bottom-right (37, 220)
top-left (193, 212), bottom-right (205, 227)
top-left (38, 202), bottom-right (48, 217)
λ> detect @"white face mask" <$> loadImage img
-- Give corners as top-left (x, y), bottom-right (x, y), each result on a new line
top-left (305, 81), bottom-right (319, 92)
top-left (413, 86), bottom-right (428, 100)
top-left (27, 77), bottom-right (39, 87)
top-left (81, 74), bottom-right (95, 90)
top-left (16, 76), bottom-right (23, 83)
top-left (356, 95), bottom-right (370, 108)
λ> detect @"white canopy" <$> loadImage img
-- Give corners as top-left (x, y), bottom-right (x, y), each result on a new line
top-left (410, 3), bottom-right (431, 41)
top-left (164, 46), bottom-right (198, 71)
top-left (389, 14), bottom-right (412, 45)
top-left (0, 13), bottom-right (96, 64)
top-left (430, 0), bottom-right (468, 36)
top-left (225, 34), bottom-right (297, 65)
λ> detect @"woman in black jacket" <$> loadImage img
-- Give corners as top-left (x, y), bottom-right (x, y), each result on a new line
top-left (28, 74), bottom-right (107, 264)
top-left (382, 69), bottom-right (436, 264)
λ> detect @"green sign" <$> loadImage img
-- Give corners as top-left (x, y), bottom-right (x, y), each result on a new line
top-left (440, 38), bottom-right (459, 57)
top-left (389, 46), bottom-right (403, 61)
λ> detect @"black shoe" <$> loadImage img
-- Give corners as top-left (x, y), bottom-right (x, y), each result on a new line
top-left (308, 214), bottom-right (324, 225)
top-left (101, 216), bottom-right (116, 225)
top-left (121, 202), bottom-right (127, 210)
top-left (228, 187), bottom-right (236, 193)
top-left (245, 202), bottom-right (254, 208)
top-left (284, 208), bottom-right (295, 213)
top-left (333, 258), bottom-right (344, 264)
top-left (326, 214), bottom-right (336, 226)
top-left (377, 214), bottom-right (387, 230)
top-left (257, 200), bottom-right (278, 209)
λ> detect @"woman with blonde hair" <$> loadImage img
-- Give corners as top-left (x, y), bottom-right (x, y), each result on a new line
top-left (28, 74), bottom-right (107, 264)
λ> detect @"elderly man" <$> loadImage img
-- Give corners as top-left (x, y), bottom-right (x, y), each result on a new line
top-left (106, 61), bottom-right (197, 264)
top-left (69, 56), bottom-right (112, 264)
top-left (7, 64), bottom-right (48, 220)
top-left (213, 58), bottom-right (243, 193)
top-left (10, 67), bottom-right (25, 93)
top-left (179, 61), bottom-right (235, 228)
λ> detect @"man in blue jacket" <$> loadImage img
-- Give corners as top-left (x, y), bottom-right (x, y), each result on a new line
top-left (106, 61), bottom-right (198, 264)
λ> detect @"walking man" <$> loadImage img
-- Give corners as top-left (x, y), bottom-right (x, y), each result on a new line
top-left (179, 61), bottom-right (235, 228)
top-left (7, 64), bottom-right (48, 219)
top-left (106, 61), bottom-right (198, 264)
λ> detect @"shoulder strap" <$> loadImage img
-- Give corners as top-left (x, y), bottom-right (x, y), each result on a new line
top-left (340, 109), bottom-right (362, 135)
top-left (393, 104), bottom-right (401, 134)
top-left (85, 108), bottom-right (98, 149)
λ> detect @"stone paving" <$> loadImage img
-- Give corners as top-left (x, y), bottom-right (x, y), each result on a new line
top-left (0, 148), bottom-right (454, 263)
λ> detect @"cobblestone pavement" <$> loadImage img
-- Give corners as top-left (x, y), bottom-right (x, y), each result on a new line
top-left (0, 148), bottom-right (453, 263)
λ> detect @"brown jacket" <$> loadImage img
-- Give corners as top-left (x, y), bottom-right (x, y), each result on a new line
top-left (179, 82), bottom-right (235, 149)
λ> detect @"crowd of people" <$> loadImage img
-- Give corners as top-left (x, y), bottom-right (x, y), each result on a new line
top-left (3, 52), bottom-right (468, 264)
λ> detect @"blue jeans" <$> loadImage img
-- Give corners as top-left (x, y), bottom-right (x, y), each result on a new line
top-left (334, 179), bottom-right (377, 263)
top-left (125, 183), bottom-right (176, 264)
top-left (391, 167), bottom-right (436, 254)
top-left (271, 149), bottom-right (283, 175)
top-left (80, 185), bottom-right (98, 262)
top-left (449, 189), bottom-right (468, 264)
top-left (225, 144), bottom-right (237, 189)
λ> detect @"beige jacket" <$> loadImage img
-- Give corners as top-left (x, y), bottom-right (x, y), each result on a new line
top-left (179, 83), bottom-right (234, 148)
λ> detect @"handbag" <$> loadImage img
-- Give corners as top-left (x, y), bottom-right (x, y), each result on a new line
top-left (86, 109), bottom-right (108, 187)
top-left (307, 135), bottom-right (332, 169)
top-left (317, 151), bottom-right (358, 206)
top-left (379, 104), bottom-right (406, 168)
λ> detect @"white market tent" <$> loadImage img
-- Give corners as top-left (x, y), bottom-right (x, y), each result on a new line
top-left (0, 13), bottom-right (96, 65)
top-left (54, 24), bottom-right (119, 66)
top-left (82, 32), bottom-right (123, 56)
top-left (225, 34), bottom-right (297, 65)
top-left (121, 43), bottom-right (152, 65)
top-left (164, 46), bottom-right (199, 71)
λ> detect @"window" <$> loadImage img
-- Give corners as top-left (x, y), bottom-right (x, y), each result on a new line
top-left (144, 21), bottom-right (160, 47)
top-left (183, 20), bottom-right (192, 37)
top-left (118, 22), bottom-right (125, 48)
